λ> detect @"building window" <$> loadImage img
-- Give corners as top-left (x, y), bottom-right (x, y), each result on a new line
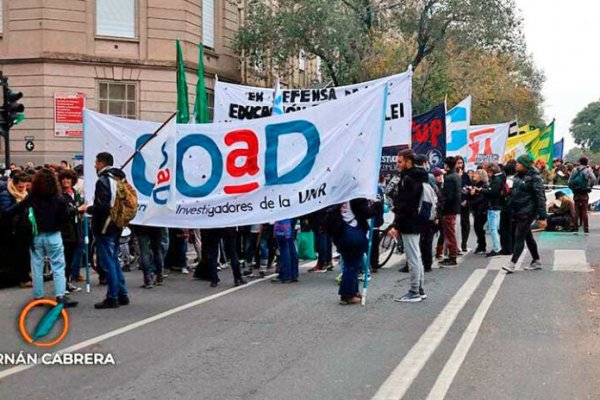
top-left (98, 81), bottom-right (137, 119)
top-left (202, 0), bottom-right (215, 48)
top-left (96, 0), bottom-right (136, 38)
top-left (207, 90), bottom-right (215, 121)
top-left (298, 50), bottom-right (307, 72)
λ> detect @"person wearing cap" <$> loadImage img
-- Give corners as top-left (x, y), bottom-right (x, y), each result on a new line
top-left (547, 191), bottom-right (575, 231)
top-left (502, 154), bottom-right (547, 273)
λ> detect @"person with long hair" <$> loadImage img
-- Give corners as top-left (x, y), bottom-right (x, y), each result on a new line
top-left (59, 169), bottom-right (83, 292)
top-left (2, 169), bottom-right (78, 306)
top-left (0, 171), bottom-right (33, 287)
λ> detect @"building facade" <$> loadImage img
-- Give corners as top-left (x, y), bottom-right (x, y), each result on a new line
top-left (0, 0), bottom-right (243, 165)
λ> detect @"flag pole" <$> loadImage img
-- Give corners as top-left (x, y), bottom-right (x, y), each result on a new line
top-left (362, 82), bottom-right (389, 306)
top-left (83, 214), bottom-right (91, 293)
top-left (119, 112), bottom-right (177, 170)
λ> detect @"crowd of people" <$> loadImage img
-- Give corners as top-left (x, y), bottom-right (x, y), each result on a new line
top-left (0, 150), bottom-right (597, 307)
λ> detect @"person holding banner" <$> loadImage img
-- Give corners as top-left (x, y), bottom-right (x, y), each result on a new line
top-left (502, 154), bottom-right (547, 274)
top-left (337, 199), bottom-right (378, 305)
top-left (389, 149), bottom-right (429, 303)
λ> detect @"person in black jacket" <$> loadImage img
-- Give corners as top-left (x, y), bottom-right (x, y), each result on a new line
top-left (500, 161), bottom-right (516, 255)
top-left (479, 163), bottom-right (505, 257)
top-left (456, 156), bottom-right (471, 252)
top-left (440, 157), bottom-right (462, 266)
top-left (467, 170), bottom-right (489, 254)
top-left (389, 149), bottom-right (428, 303)
top-left (81, 152), bottom-right (130, 309)
top-left (3, 169), bottom-right (78, 307)
top-left (59, 169), bottom-right (83, 293)
top-left (502, 154), bottom-right (547, 273)
top-left (0, 172), bottom-right (33, 287)
top-left (337, 198), bottom-right (378, 305)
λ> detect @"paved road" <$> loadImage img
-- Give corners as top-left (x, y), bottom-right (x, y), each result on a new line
top-left (1, 216), bottom-right (600, 400)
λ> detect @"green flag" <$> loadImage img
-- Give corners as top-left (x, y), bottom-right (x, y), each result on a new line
top-left (193, 44), bottom-right (210, 124)
top-left (176, 39), bottom-right (190, 123)
top-left (529, 120), bottom-right (555, 164)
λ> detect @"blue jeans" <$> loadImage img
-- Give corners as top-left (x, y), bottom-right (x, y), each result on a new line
top-left (96, 235), bottom-right (128, 300)
top-left (337, 225), bottom-right (368, 298)
top-left (245, 232), bottom-right (268, 266)
top-left (161, 228), bottom-right (170, 265)
top-left (30, 232), bottom-right (66, 299)
top-left (276, 237), bottom-right (299, 281)
top-left (315, 231), bottom-right (332, 264)
top-left (487, 210), bottom-right (501, 252)
top-left (137, 228), bottom-right (164, 275)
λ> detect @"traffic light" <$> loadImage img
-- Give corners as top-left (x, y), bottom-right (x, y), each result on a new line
top-left (0, 71), bottom-right (25, 166)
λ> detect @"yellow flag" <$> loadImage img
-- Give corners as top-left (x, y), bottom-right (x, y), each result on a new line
top-left (506, 125), bottom-right (540, 150)
top-left (529, 121), bottom-right (555, 164)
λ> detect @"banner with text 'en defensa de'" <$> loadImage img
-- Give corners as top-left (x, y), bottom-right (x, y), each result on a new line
top-left (214, 68), bottom-right (412, 147)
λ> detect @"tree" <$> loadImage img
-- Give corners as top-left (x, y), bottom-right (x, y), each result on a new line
top-left (565, 147), bottom-right (600, 164)
top-left (234, 0), bottom-right (526, 86)
top-left (571, 101), bottom-right (600, 152)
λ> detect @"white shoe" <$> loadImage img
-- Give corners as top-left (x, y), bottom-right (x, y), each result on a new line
top-left (523, 260), bottom-right (542, 271)
top-left (181, 267), bottom-right (190, 274)
top-left (502, 262), bottom-right (516, 274)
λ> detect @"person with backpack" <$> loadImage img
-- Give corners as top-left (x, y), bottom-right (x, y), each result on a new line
top-left (440, 156), bottom-right (462, 267)
top-left (389, 149), bottom-right (429, 303)
top-left (479, 163), bottom-right (506, 257)
top-left (80, 152), bottom-right (131, 309)
top-left (568, 157), bottom-right (596, 234)
top-left (415, 155), bottom-right (437, 273)
top-left (502, 154), bottom-right (547, 274)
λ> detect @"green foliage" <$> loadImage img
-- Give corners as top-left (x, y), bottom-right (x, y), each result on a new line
top-left (565, 147), bottom-right (600, 164)
top-left (234, 0), bottom-right (544, 124)
top-left (571, 101), bottom-right (600, 152)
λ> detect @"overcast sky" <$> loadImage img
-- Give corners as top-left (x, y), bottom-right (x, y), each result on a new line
top-left (516, 0), bottom-right (600, 151)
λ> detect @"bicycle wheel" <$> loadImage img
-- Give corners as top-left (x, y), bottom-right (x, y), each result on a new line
top-left (377, 229), bottom-right (396, 268)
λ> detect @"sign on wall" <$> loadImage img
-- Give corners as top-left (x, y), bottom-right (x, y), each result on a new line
top-left (55, 92), bottom-right (85, 138)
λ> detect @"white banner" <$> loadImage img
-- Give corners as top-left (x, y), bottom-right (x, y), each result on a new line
top-left (445, 96), bottom-right (471, 158)
top-left (84, 84), bottom-right (387, 228)
top-left (466, 123), bottom-right (510, 170)
top-left (214, 68), bottom-right (412, 147)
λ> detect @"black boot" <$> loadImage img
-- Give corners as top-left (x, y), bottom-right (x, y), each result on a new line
top-left (94, 298), bottom-right (119, 309)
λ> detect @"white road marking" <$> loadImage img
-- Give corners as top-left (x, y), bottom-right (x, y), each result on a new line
top-left (0, 273), bottom-right (278, 381)
top-left (552, 249), bottom-right (591, 272)
top-left (486, 255), bottom-right (510, 270)
top-left (370, 269), bottom-right (488, 400)
top-left (426, 271), bottom-right (505, 399)
top-left (424, 251), bottom-right (527, 400)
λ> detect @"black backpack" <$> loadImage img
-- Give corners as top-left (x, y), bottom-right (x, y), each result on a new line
top-left (321, 204), bottom-right (345, 238)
